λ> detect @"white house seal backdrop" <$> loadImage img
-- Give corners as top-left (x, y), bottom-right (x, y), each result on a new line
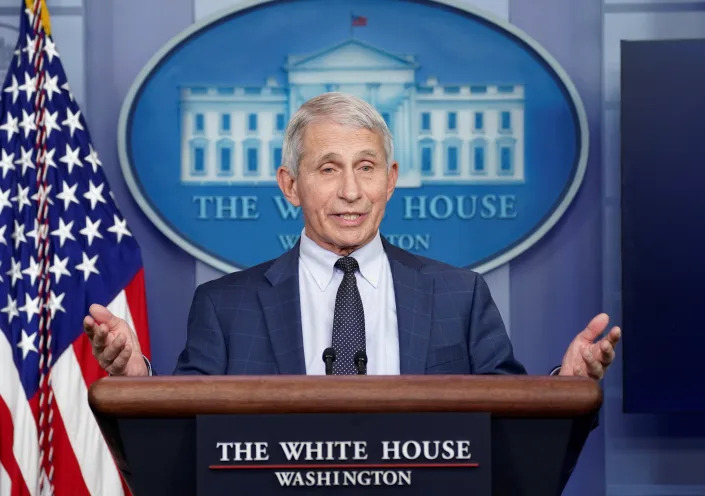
top-left (118, 0), bottom-right (587, 273)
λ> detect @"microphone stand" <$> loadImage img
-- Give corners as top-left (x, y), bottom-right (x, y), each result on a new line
top-left (322, 347), bottom-right (336, 375)
top-left (354, 350), bottom-right (367, 375)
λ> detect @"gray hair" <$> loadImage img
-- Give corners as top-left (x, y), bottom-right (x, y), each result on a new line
top-left (281, 92), bottom-right (394, 176)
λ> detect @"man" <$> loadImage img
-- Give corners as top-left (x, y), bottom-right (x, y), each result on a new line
top-left (83, 92), bottom-right (620, 378)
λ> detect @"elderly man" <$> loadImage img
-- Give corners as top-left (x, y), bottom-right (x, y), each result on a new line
top-left (83, 92), bottom-right (620, 378)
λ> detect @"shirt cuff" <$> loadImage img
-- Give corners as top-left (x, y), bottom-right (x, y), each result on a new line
top-left (550, 366), bottom-right (561, 376)
top-left (143, 356), bottom-right (154, 376)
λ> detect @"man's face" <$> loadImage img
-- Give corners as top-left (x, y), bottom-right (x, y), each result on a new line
top-left (277, 119), bottom-right (398, 256)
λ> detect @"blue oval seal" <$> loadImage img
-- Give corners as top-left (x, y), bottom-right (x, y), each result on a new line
top-left (118, 0), bottom-right (587, 273)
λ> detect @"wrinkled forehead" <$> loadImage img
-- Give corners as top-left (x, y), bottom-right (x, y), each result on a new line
top-left (299, 119), bottom-right (386, 161)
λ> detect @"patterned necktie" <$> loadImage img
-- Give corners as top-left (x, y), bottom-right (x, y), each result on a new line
top-left (331, 257), bottom-right (366, 375)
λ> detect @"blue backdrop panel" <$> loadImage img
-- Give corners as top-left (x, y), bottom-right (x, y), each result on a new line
top-left (621, 39), bottom-right (705, 413)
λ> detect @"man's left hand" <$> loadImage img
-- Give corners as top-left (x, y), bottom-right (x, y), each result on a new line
top-left (559, 313), bottom-right (621, 380)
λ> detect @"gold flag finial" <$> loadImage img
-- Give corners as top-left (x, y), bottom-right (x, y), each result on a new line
top-left (24, 0), bottom-right (51, 36)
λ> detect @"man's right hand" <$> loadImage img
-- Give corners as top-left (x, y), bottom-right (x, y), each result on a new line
top-left (83, 303), bottom-right (148, 376)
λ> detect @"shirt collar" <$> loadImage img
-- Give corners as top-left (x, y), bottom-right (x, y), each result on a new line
top-left (299, 229), bottom-right (384, 291)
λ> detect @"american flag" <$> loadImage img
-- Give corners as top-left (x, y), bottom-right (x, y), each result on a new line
top-left (351, 15), bottom-right (367, 27)
top-left (0, 1), bottom-right (150, 495)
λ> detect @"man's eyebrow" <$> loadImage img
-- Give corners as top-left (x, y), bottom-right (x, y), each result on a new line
top-left (355, 149), bottom-right (380, 159)
top-left (317, 152), bottom-right (342, 164)
top-left (313, 150), bottom-right (379, 164)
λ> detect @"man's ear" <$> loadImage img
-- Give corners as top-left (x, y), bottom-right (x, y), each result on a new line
top-left (386, 161), bottom-right (399, 200)
top-left (276, 166), bottom-right (301, 207)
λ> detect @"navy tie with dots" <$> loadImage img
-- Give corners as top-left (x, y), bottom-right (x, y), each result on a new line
top-left (331, 256), bottom-right (366, 375)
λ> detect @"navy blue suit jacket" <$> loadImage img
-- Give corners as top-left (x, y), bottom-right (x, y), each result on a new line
top-left (174, 239), bottom-right (526, 375)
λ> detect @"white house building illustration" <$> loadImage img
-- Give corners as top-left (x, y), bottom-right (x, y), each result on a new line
top-left (180, 39), bottom-right (525, 187)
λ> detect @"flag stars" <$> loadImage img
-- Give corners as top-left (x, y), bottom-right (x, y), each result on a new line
top-left (59, 143), bottom-right (82, 174)
top-left (44, 147), bottom-right (57, 169)
top-left (75, 252), bottom-right (100, 281)
top-left (43, 109), bottom-right (61, 138)
top-left (61, 81), bottom-right (74, 101)
top-left (22, 256), bottom-right (41, 286)
top-left (83, 180), bottom-right (106, 210)
top-left (0, 149), bottom-right (15, 178)
top-left (1, 294), bottom-right (19, 323)
top-left (23, 7), bottom-right (35, 26)
top-left (50, 218), bottom-right (75, 247)
top-left (18, 293), bottom-right (40, 322)
top-left (56, 181), bottom-right (79, 210)
top-left (80, 217), bottom-right (103, 246)
top-left (12, 184), bottom-right (31, 211)
top-left (48, 291), bottom-right (66, 315)
top-left (43, 74), bottom-right (61, 102)
top-left (62, 108), bottom-right (84, 137)
top-left (18, 71), bottom-right (36, 101)
top-left (108, 214), bottom-right (132, 243)
top-left (84, 145), bottom-right (102, 173)
top-left (44, 37), bottom-right (60, 62)
top-left (49, 254), bottom-right (71, 283)
top-left (6, 257), bottom-right (22, 287)
top-left (14, 146), bottom-right (35, 175)
top-left (3, 75), bottom-right (20, 103)
top-left (0, 12), bottom-right (145, 382)
top-left (22, 35), bottom-right (37, 64)
top-left (0, 112), bottom-right (19, 141)
top-left (18, 109), bottom-right (36, 138)
top-left (16, 330), bottom-right (38, 359)
top-left (11, 219), bottom-right (27, 249)
top-left (0, 188), bottom-right (12, 214)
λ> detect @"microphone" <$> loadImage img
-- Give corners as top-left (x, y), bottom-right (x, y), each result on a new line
top-left (322, 347), bottom-right (336, 375)
top-left (354, 350), bottom-right (367, 375)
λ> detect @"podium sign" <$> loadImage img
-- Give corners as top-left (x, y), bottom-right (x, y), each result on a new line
top-left (88, 376), bottom-right (602, 495)
top-left (197, 412), bottom-right (491, 495)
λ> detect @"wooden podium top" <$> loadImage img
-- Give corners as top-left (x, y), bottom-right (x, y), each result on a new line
top-left (88, 375), bottom-right (601, 418)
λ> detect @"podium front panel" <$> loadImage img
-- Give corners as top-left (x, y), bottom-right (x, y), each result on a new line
top-left (196, 412), bottom-right (491, 495)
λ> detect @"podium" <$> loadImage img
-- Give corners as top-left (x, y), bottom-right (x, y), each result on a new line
top-left (88, 375), bottom-right (600, 495)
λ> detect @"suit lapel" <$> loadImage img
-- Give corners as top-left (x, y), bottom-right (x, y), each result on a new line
top-left (259, 242), bottom-right (306, 374)
top-left (383, 239), bottom-right (433, 374)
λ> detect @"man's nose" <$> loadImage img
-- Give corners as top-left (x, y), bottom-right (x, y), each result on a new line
top-left (338, 168), bottom-right (362, 202)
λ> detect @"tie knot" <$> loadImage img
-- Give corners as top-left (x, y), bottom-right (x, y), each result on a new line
top-left (335, 256), bottom-right (359, 275)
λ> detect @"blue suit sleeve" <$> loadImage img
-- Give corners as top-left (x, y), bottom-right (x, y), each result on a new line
top-left (467, 274), bottom-right (526, 375)
top-left (173, 284), bottom-right (227, 375)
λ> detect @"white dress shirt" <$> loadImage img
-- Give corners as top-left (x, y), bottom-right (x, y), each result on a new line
top-left (298, 230), bottom-right (400, 375)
